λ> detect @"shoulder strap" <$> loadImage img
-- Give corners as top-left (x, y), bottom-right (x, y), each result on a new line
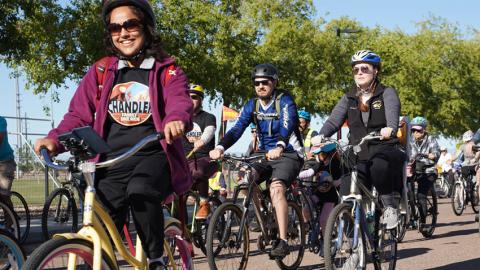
top-left (94, 56), bottom-right (114, 110)
top-left (274, 90), bottom-right (285, 115)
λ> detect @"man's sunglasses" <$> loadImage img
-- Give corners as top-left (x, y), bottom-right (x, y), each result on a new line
top-left (352, 66), bottom-right (372, 75)
top-left (107, 19), bottom-right (143, 36)
top-left (190, 95), bottom-right (201, 100)
top-left (254, 80), bottom-right (270, 86)
top-left (411, 129), bottom-right (424, 134)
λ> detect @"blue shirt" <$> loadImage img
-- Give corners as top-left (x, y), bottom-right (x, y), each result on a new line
top-left (0, 117), bottom-right (14, 161)
top-left (219, 90), bottom-right (302, 154)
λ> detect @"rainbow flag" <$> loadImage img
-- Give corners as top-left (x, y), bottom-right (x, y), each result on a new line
top-left (222, 106), bottom-right (239, 122)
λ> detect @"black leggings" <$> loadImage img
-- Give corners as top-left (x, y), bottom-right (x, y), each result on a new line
top-left (414, 173), bottom-right (435, 222)
top-left (340, 146), bottom-right (406, 196)
top-left (96, 153), bottom-right (172, 259)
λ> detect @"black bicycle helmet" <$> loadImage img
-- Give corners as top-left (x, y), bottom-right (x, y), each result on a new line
top-left (251, 63), bottom-right (279, 81)
top-left (102, 0), bottom-right (156, 28)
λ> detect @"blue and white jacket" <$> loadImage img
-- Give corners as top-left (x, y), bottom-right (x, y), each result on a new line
top-left (218, 90), bottom-right (303, 156)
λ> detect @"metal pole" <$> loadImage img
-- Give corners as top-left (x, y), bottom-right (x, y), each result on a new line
top-left (15, 71), bottom-right (21, 178)
top-left (45, 166), bottom-right (49, 200)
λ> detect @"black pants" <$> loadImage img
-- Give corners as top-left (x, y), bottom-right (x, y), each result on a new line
top-left (340, 145), bottom-right (406, 197)
top-left (96, 153), bottom-right (172, 259)
top-left (414, 173), bottom-right (435, 223)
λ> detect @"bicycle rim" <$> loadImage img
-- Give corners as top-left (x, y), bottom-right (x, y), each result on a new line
top-left (10, 191), bottom-right (30, 244)
top-left (470, 184), bottom-right (479, 214)
top-left (206, 203), bottom-right (248, 270)
top-left (276, 201), bottom-right (305, 270)
top-left (395, 213), bottom-right (407, 243)
top-left (0, 229), bottom-right (26, 270)
top-left (324, 203), bottom-right (366, 270)
top-left (24, 237), bottom-right (116, 269)
top-left (0, 201), bottom-right (20, 240)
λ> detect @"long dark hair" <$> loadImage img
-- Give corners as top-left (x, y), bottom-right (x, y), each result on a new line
top-left (103, 5), bottom-right (168, 61)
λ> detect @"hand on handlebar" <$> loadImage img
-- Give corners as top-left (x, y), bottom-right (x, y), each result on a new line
top-left (380, 127), bottom-right (393, 140)
top-left (34, 138), bottom-right (57, 156)
top-left (209, 148), bottom-right (224, 160)
top-left (266, 146), bottom-right (284, 160)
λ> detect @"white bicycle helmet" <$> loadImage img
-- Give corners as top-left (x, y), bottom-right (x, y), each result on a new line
top-left (462, 130), bottom-right (474, 142)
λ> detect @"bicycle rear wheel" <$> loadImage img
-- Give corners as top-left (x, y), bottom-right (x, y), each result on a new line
top-left (421, 188), bottom-right (437, 238)
top-left (42, 188), bottom-right (78, 240)
top-left (324, 203), bottom-right (367, 270)
top-left (206, 202), bottom-right (248, 270)
top-left (451, 182), bottom-right (465, 216)
top-left (276, 200), bottom-right (305, 270)
top-left (10, 191), bottom-right (30, 244)
top-left (395, 212), bottom-right (407, 243)
top-left (24, 237), bottom-right (116, 269)
top-left (0, 228), bottom-right (26, 269)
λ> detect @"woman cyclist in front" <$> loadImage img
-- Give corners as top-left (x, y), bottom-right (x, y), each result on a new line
top-left (314, 50), bottom-right (406, 229)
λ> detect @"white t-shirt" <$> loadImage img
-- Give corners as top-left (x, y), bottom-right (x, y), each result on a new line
top-left (437, 152), bottom-right (452, 172)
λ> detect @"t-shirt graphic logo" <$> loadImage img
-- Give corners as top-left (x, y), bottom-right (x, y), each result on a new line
top-left (108, 81), bottom-right (151, 126)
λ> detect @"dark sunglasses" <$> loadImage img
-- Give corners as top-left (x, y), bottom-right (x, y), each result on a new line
top-left (251, 129), bottom-right (257, 133)
top-left (411, 129), bottom-right (424, 134)
top-left (190, 95), bottom-right (201, 100)
top-left (352, 66), bottom-right (373, 75)
top-left (254, 80), bottom-right (270, 86)
top-left (107, 19), bottom-right (143, 36)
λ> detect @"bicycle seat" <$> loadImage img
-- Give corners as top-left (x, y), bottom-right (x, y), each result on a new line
top-left (58, 126), bottom-right (111, 160)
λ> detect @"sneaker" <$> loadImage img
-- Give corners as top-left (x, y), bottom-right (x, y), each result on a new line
top-left (382, 207), bottom-right (399, 230)
top-left (270, 239), bottom-right (290, 259)
top-left (195, 200), bottom-right (211, 220)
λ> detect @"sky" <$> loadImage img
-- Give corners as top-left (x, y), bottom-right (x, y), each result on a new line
top-left (1, 0), bottom-right (479, 155)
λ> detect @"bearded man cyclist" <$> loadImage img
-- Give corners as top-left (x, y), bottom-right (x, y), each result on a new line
top-left (210, 63), bottom-right (303, 258)
top-left (313, 50), bottom-right (406, 229)
top-left (409, 116), bottom-right (440, 230)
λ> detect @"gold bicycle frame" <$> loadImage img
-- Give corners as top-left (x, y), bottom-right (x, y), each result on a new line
top-left (55, 163), bottom-right (180, 270)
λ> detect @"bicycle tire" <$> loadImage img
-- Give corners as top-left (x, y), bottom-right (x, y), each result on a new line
top-left (193, 196), bottom-right (223, 256)
top-left (421, 188), bottom-right (437, 238)
top-left (10, 191), bottom-right (30, 244)
top-left (165, 223), bottom-right (194, 270)
top-left (0, 228), bottom-right (26, 269)
top-left (451, 182), bottom-right (465, 216)
top-left (275, 200), bottom-right (306, 270)
top-left (395, 212), bottom-right (408, 243)
top-left (470, 182), bottom-right (479, 214)
top-left (42, 188), bottom-right (78, 241)
top-left (24, 237), bottom-right (116, 269)
top-left (0, 201), bottom-right (20, 240)
top-left (324, 203), bottom-right (367, 270)
top-left (206, 202), bottom-right (249, 270)
top-left (373, 225), bottom-right (397, 270)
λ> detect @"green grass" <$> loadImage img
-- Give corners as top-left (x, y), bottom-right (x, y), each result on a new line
top-left (12, 178), bottom-right (50, 207)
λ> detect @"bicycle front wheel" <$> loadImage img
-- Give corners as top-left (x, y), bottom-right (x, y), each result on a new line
top-left (206, 202), bottom-right (248, 270)
top-left (470, 182), bottom-right (479, 214)
top-left (164, 223), bottom-right (194, 270)
top-left (395, 212), bottom-right (407, 243)
top-left (276, 200), bottom-right (305, 270)
top-left (24, 237), bottom-right (116, 269)
top-left (42, 188), bottom-right (78, 240)
top-left (0, 228), bottom-right (26, 269)
top-left (0, 201), bottom-right (20, 240)
top-left (373, 227), bottom-right (397, 270)
top-left (451, 182), bottom-right (465, 216)
top-left (10, 191), bottom-right (30, 244)
top-left (421, 188), bottom-right (437, 238)
top-left (324, 203), bottom-right (366, 270)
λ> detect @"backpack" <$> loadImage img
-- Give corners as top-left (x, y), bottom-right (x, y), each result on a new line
top-left (94, 56), bottom-right (176, 110)
top-left (251, 89), bottom-right (287, 127)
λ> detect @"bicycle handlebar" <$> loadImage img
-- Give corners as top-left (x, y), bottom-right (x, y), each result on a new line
top-left (41, 133), bottom-right (165, 171)
top-left (221, 153), bottom-right (266, 163)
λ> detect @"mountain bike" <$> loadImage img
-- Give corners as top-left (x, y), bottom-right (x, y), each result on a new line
top-left (206, 154), bottom-right (305, 270)
top-left (400, 154), bottom-right (438, 239)
top-left (0, 228), bottom-right (26, 269)
top-left (24, 126), bottom-right (193, 270)
top-left (451, 163), bottom-right (479, 216)
top-left (323, 133), bottom-right (397, 270)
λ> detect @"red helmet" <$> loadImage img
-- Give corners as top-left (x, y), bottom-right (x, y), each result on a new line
top-left (102, 0), bottom-right (156, 28)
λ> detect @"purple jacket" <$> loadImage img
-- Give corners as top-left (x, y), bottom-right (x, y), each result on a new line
top-left (47, 56), bottom-right (193, 195)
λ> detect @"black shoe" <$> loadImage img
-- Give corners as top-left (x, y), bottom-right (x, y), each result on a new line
top-left (270, 239), bottom-right (290, 259)
top-left (149, 261), bottom-right (167, 270)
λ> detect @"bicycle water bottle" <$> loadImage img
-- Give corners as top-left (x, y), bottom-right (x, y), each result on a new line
top-left (366, 211), bottom-right (375, 234)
